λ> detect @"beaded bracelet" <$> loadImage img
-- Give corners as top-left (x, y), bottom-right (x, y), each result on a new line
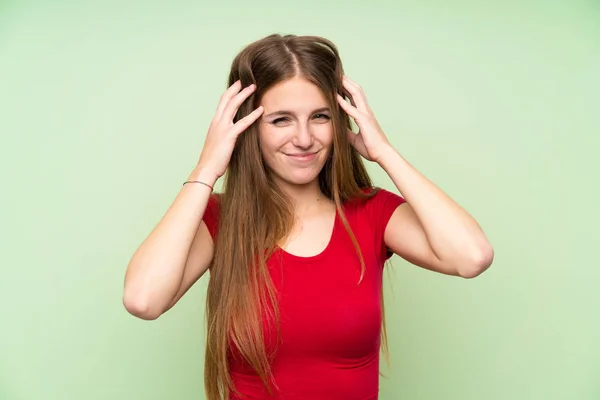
top-left (183, 180), bottom-right (214, 191)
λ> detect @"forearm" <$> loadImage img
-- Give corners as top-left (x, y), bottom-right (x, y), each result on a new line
top-left (377, 146), bottom-right (493, 270)
top-left (123, 166), bottom-right (216, 318)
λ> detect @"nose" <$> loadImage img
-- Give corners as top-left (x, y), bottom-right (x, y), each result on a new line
top-left (291, 122), bottom-right (314, 149)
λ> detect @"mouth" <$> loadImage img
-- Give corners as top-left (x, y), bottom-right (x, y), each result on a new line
top-left (285, 150), bottom-right (319, 162)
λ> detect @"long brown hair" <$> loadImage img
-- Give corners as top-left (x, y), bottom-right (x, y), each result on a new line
top-left (204, 33), bottom-right (390, 400)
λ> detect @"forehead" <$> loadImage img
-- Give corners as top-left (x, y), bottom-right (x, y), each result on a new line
top-left (260, 76), bottom-right (329, 112)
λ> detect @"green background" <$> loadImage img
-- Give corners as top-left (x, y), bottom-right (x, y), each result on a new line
top-left (1, 1), bottom-right (598, 399)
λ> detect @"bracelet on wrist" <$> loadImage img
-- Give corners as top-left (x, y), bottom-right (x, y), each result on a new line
top-left (182, 180), bottom-right (213, 191)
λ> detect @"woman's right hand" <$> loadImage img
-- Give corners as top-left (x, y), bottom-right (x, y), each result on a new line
top-left (195, 80), bottom-right (264, 183)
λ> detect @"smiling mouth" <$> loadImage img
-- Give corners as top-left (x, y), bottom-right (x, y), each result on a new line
top-left (285, 150), bottom-right (320, 161)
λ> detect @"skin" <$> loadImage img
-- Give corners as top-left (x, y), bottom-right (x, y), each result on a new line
top-left (257, 76), bottom-right (337, 254)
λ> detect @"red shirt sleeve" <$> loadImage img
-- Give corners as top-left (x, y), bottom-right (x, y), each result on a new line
top-left (202, 193), bottom-right (221, 240)
top-left (370, 188), bottom-right (406, 260)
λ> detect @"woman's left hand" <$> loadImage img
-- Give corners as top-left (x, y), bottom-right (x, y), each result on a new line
top-left (336, 75), bottom-right (393, 163)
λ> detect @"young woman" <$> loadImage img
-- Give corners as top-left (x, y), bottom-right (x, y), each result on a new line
top-left (123, 33), bottom-right (494, 400)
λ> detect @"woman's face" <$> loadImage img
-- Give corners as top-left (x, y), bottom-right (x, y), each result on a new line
top-left (258, 76), bottom-right (334, 188)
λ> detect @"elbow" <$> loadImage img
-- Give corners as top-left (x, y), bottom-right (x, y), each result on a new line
top-left (458, 243), bottom-right (494, 279)
top-left (122, 290), bottom-right (162, 321)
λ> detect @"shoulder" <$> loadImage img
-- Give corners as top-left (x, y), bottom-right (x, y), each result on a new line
top-left (343, 186), bottom-right (406, 214)
top-left (343, 186), bottom-right (407, 236)
top-left (340, 186), bottom-right (406, 261)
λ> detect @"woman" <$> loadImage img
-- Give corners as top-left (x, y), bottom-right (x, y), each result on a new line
top-left (123, 33), bottom-right (494, 400)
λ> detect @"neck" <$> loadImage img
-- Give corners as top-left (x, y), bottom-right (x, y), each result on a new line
top-left (277, 179), bottom-right (332, 217)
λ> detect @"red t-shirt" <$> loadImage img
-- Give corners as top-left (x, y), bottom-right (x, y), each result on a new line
top-left (202, 188), bottom-right (406, 400)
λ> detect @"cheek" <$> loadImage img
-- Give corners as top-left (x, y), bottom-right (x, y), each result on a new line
top-left (315, 124), bottom-right (334, 147)
top-left (258, 127), bottom-right (277, 152)
top-left (259, 124), bottom-right (300, 148)
top-left (258, 127), bottom-right (285, 163)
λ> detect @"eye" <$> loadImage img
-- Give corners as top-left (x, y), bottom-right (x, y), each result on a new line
top-left (314, 114), bottom-right (331, 123)
top-left (272, 117), bottom-right (291, 125)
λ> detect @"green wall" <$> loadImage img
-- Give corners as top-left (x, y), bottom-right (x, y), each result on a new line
top-left (1, 1), bottom-right (598, 399)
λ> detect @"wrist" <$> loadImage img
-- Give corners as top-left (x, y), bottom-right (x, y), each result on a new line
top-left (187, 165), bottom-right (219, 188)
top-left (375, 145), bottom-right (401, 169)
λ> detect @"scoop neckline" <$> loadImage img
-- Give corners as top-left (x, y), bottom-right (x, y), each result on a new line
top-left (275, 208), bottom-right (339, 264)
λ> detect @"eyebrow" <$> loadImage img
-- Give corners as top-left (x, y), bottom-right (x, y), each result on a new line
top-left (264, 107), bottom-right (331, 119)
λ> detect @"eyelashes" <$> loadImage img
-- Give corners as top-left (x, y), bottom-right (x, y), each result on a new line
top-left (314, 113), bottom-right (331, 121)
top-left (271, 117), bottom-right (288, 124)
top-left (271, 114), bottom-right (331, 125)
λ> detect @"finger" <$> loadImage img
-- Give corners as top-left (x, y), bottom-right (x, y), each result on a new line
top-left (215, 80), bottom-right (242, 120)
top-left (337, 93), bottom-right (361, 120)
top-left (342, 88), bottom-right (358, 108)
top-left (343, 75), bottom-right (372, 113)
top-left (222, 84), bottom-right (257, 123)
top-left (343, 75), bottom-right (360, 88)
top-left (342, 76), bottom-right (369, 114)
top-left (343, 75), bottom-right (365, 95)
top-left (231, 105), bottom-right (264, 136)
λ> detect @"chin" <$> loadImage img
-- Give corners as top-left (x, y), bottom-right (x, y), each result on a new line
top-left (271, 167), bottom-right (323, 187)
top-left (284, 173), bottom-right (321, 186)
